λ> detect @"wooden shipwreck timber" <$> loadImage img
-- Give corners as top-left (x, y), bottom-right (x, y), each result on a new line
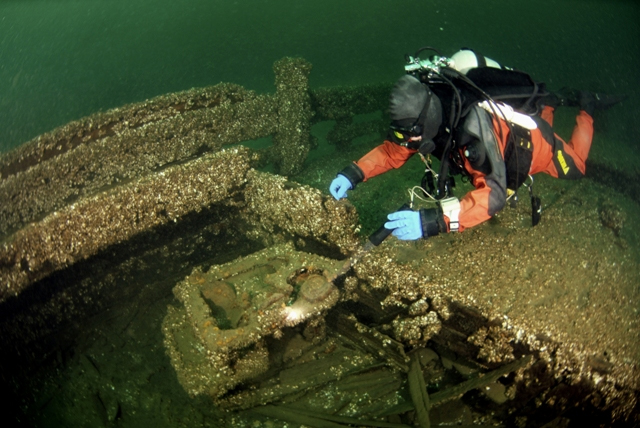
top-left (0, 58), bottom-right (638, 427)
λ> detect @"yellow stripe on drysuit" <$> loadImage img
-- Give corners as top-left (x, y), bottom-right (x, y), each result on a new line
top-left (556, 150), bottom-right (570, 174)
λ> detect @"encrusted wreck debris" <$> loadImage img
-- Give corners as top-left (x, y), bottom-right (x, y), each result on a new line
top-left (0, 57), bottom-right (638, 426)
top-left (0, 58), bottom-right (382, 301)
top-left (162, 244), bottom-right (343, 399)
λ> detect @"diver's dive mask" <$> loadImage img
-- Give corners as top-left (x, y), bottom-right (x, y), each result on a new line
top-left (390, 120), bottom-right (423, 145)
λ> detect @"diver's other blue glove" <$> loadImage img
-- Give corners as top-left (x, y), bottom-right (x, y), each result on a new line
top-left (384, 210), bottom-right (423, 240)
top-left (329, 174), bottom-right (352, 200)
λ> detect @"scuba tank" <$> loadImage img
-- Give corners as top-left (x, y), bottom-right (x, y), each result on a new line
top-left (405, 47), bottom-right (548, 115)
top-left (450, 49), bottom-right (503, 74)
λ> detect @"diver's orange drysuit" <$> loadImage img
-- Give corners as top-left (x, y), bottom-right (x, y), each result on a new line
top-left (353, 106), bottom-right (594, 232)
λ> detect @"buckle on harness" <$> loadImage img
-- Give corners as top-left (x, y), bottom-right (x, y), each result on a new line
top-left (439, 197), bottom-right (461, 232)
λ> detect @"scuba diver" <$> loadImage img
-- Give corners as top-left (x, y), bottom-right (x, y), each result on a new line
top-left (328, 47), bottom-right (625, 240)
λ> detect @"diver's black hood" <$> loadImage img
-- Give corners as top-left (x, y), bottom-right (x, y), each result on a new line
top-left (389, 75), bottom-right (443, 146)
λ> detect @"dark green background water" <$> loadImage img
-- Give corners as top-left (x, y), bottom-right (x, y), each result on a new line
top-left (1, 0), bottom-right (639, 154)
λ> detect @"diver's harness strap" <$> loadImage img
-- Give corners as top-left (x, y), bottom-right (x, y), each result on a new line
top-left (465, 48), bottom-right (488, 68)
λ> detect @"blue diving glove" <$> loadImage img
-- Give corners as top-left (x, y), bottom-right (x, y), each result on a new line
top-left (384, 210), bottom-right (423, 240)
top-left (329, 174), bottom-right (352, 200)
